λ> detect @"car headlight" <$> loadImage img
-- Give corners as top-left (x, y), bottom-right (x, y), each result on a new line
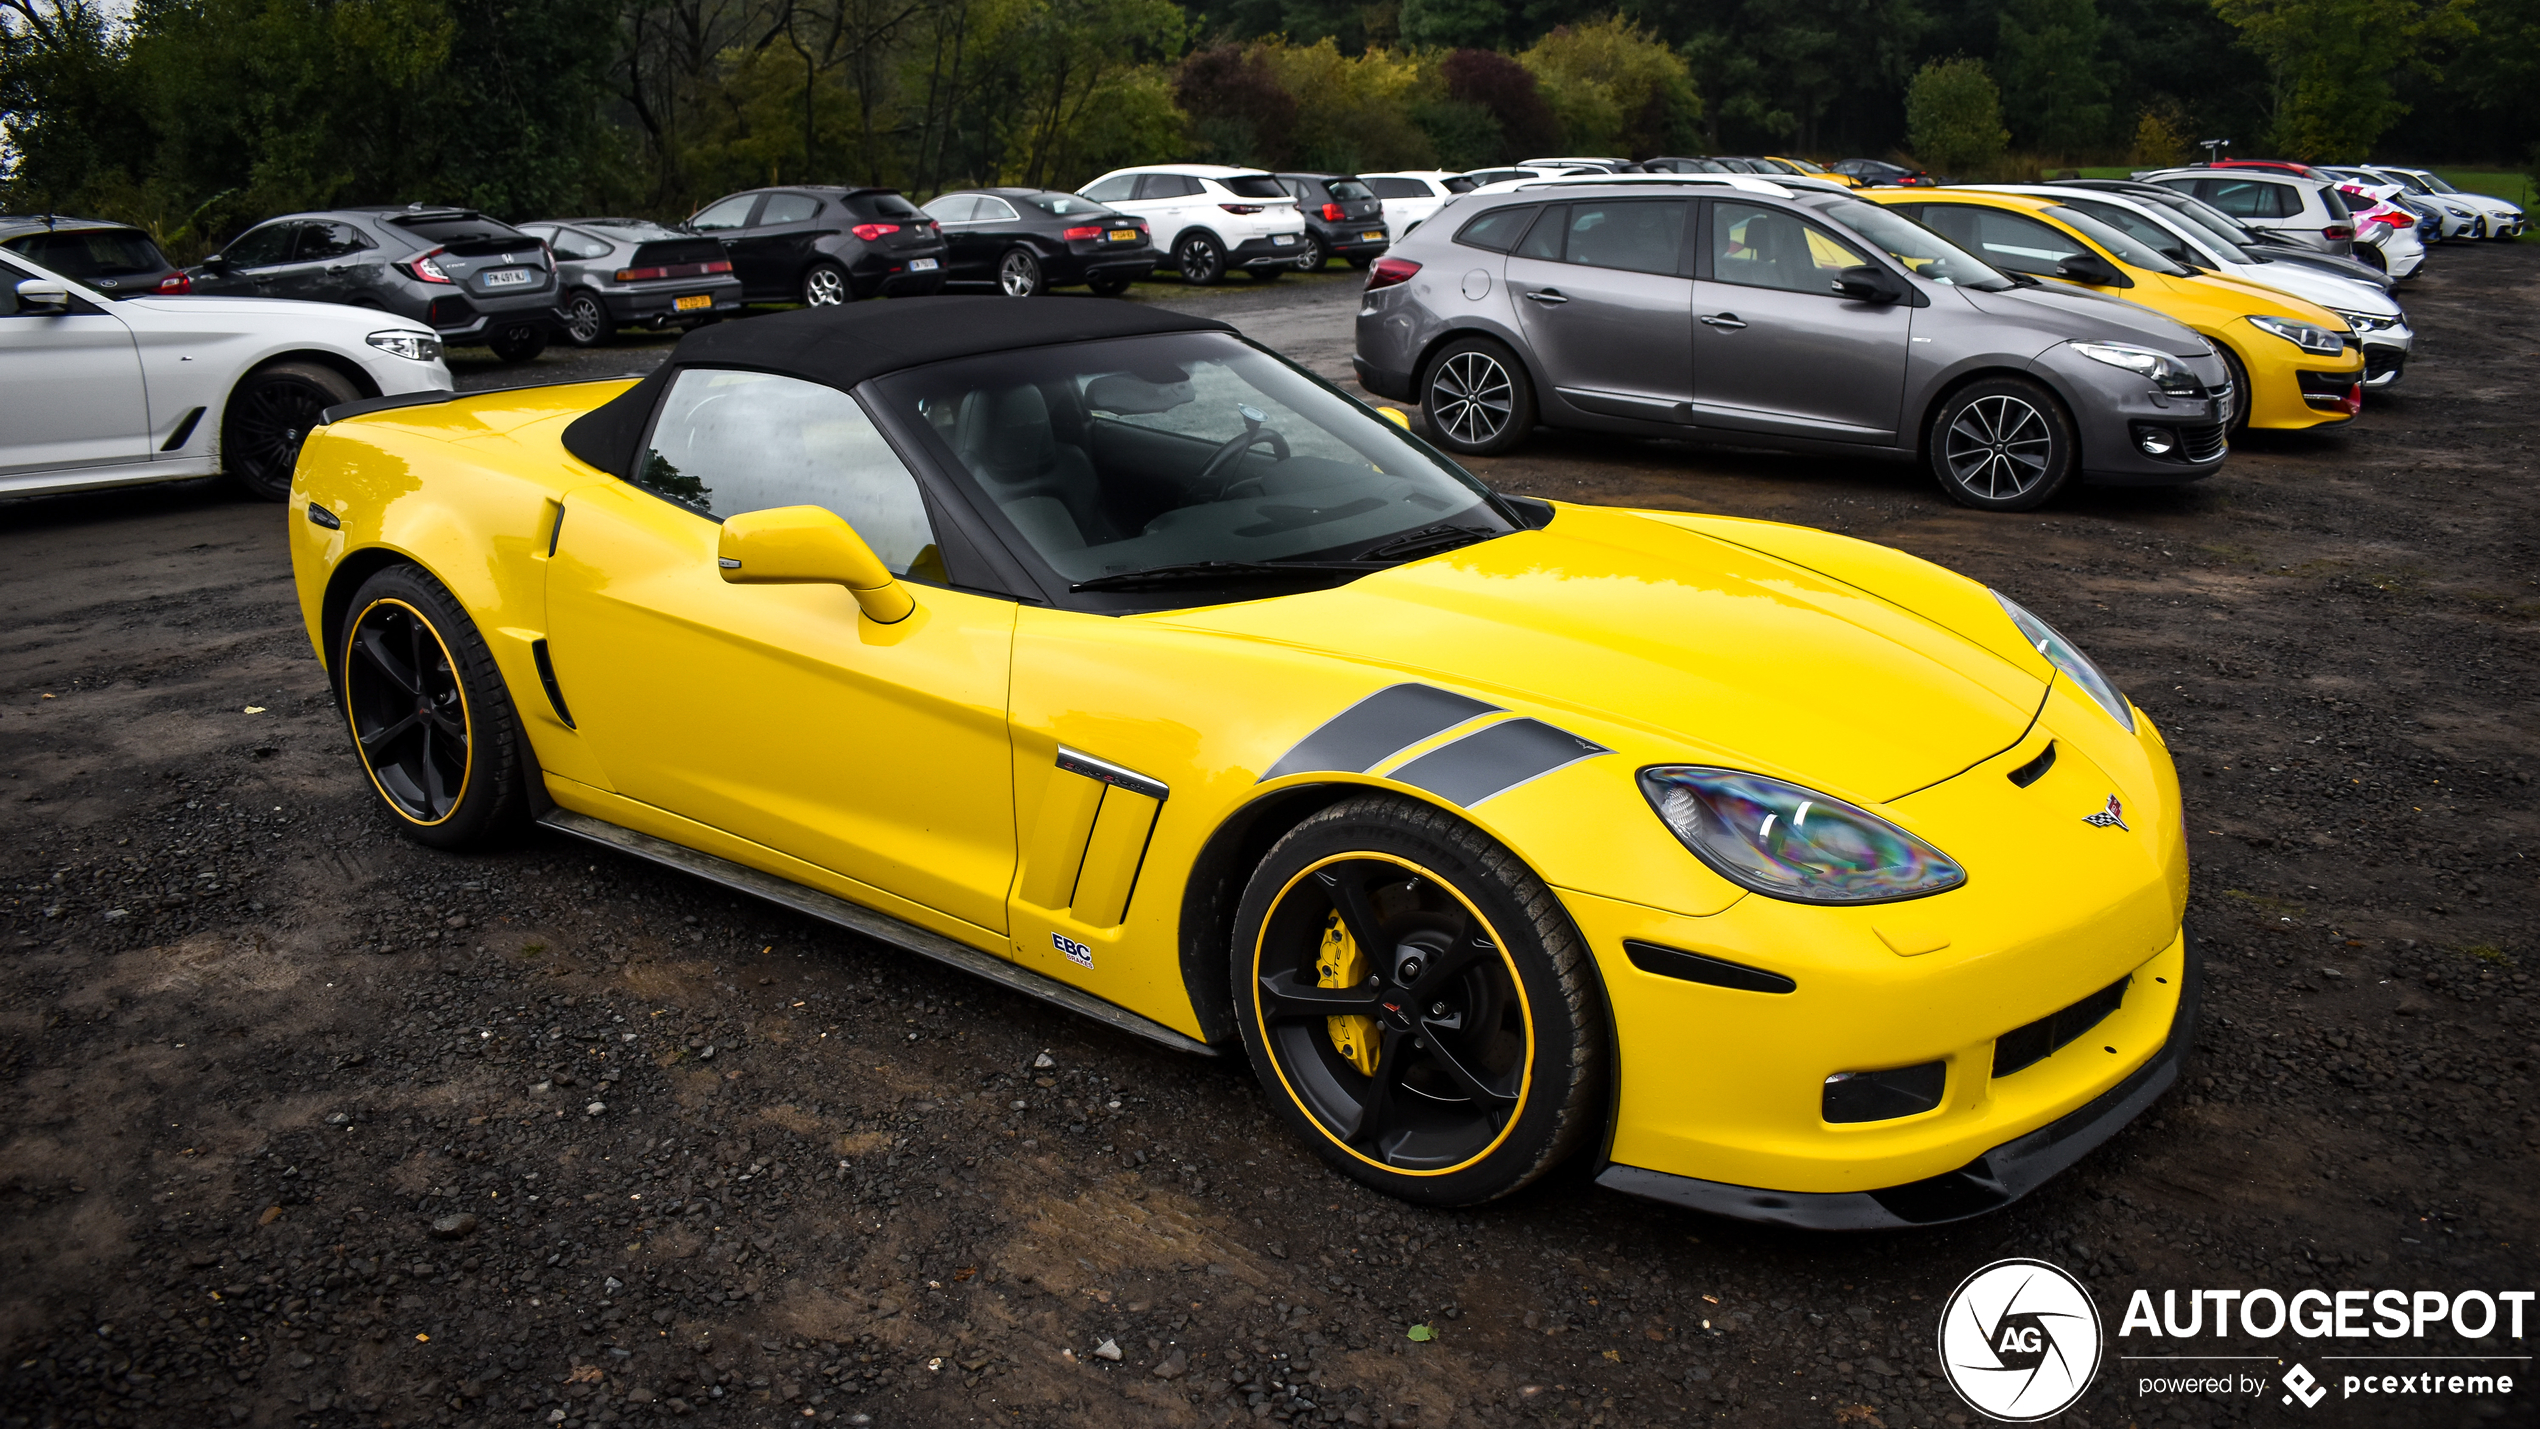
top-left (2331, 309), bottom-right (2400, 335)
top-left (2068, 340), bottom-right (2201, 394)
top-left (1994, 590), bottom-right (2135, 732)
top-left (2246, 314), bottom-right (2347, 356)
top-left (366, 330), bottom-right (443, 363)
top-left (1639, 767), bottom-right (1966, 905)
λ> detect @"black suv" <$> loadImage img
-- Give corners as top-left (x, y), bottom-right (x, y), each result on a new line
top-left (683, 187), bottom-right (948, 304)
top-left (0, 216), bottom-right (187, 297)
top-left (187, 205), bottom-right (562, 361)
top-left (1272, 173), bottom-right (1390, 271)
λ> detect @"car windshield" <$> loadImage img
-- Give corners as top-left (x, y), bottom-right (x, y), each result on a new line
top-left (1812, 197), bottom-right (2017, 290)
top-left (2142, 192), bottom-right (2265, 258)
top-left (6, 227), bottom-right (167, 278)
top-left (2042, 205), bottom-right (2192, 275)
top-left (872, 331), bottom-right (1511, 589)
top-left (390, 213), bottom-right (519, 244)
top-left (1326, 179), bottom-right (1375, 202)
top-left (2416, 172), bottom-right (2461, 194)
top-left (589, 221), bottom-right (686, 241)
top-left (1021, 193), bottom-right (1107, 216)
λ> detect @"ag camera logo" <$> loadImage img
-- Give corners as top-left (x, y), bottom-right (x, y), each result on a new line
top-left (1939, 1258), bottom-right (2103, 1421)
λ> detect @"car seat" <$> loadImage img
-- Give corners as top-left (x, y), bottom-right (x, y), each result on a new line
top-left (953, 383), bottom-right (1111, 550)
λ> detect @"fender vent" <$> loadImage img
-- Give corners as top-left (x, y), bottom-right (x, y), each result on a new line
top-left (2007, 741), bottom-right (2056, 788)
top-left (160, 406), bottom-right (206, 451)
top-left (531, 639), bottom-right (574, 729)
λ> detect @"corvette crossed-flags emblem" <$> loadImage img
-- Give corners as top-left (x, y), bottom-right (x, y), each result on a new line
top-left (2082, 795), bottom-right (2129, 831)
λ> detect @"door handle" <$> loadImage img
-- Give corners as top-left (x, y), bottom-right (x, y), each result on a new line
top-left (1524, 289), bottom-right (1569, 304)
top-left (1700, 313), bottom-right (1748, 330)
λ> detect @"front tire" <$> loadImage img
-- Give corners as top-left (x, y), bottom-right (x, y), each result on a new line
top-left (2217, 345), bottom-right (2253, 440)
top-left (803, 262), bottom-right (854, 306)
top-left (1420, 336), bottom-right (1534, 457)
top-left (338, 565), bottom-right (531, 851)
top-left (223, 360), bottom-right (359, 501)
top-left (1926, 376), bottom-right (2076, 512)
top-left (488, 323), bottom-right (548, 363)
top-left (997, 247), bottom-right (1044, 297)
top-left (1174, 232), bottom-right (1225, 286)
top-left (1231, 794), bottom-right (1606, 1207)
top-left (561, 290), bottom-right (612, 347)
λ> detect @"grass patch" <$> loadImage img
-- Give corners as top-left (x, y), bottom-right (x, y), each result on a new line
top-left (2225, 888), bottom-right (2307, 919)
top-left (2461, 942), bottom-right (2516, 966)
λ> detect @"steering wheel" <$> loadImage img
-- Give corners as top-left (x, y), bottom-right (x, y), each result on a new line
top-left (1199, 415), bottom-right (1291, 496)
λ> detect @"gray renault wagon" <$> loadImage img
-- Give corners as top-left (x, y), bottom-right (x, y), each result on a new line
top-left (1354, 175), bottom-right (2236, 510)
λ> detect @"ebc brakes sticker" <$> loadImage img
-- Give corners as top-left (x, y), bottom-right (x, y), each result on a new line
top-left (1389, 718), bottom-right (1610, 807)
top-left (1260, 683), bottom-right (1502, 783)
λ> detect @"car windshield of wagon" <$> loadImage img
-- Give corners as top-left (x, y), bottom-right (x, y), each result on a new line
top-left (871, 331), bottom-right (1509, 586)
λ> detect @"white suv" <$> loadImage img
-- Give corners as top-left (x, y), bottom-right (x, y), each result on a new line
top-left (1077, 165), bottom-right (1305, 286)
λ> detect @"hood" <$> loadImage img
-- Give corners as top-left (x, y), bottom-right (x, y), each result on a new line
top-left (117, 294), bottom-right (433, 333)
top-left (1956, 280), bottom-right (2210, 358)
top-left (1160, 505), bottom-right (2046, 805)
top-left (2150, 268), bottom-right (2343, 325)
top-left (2223, 260), bottom-right (2397, 317)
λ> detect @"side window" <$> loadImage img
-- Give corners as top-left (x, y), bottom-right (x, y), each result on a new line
top-left (924, 194), bottom-right (981, 223)
top-left (0, 255), bottom-right (28, 315)
top-left (1709, 201), bottom-right (1870, 293)
top-left (639, 369), bottom-right (940, 579)
top-left (223, 222), bottom-right (299, 267)
top-left (554, 228), bottom-right (613, 261)
top-left (759, 193), bottom-right (821, 225)
top-left (296, 222), bottom-right (373, 261)
top-left (1137, 174), bottom-right (1202, 200)
top-left (688, 194), bottom-right (759, 231)
top-left (1081, 175), bottom-right (1137, 203)
top-left (971, 196), bottom-right (1020, 223)
top-left (1910, 204), bottom-right (2082, 278)
top-left (1454, 205), bottom-right (1537, 252)
top-left (1366, 177), bottom-right (1422, 199)
top-left (2201, 181), bottom-right (2275, 221)
top-left (1513, 204), bottom-right (1568, 260)
top-left (1556, 200), bottom-right (1686, 275)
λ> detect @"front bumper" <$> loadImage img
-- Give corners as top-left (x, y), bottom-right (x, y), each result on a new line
top-left (2033, 343), bottom-right (2230, 486)
top-left (1600, 925), bottom-right (2201, 1228)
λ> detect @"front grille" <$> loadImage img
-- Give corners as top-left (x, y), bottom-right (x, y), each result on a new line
top-left (1991, 975), bottom-right (2129, 1078)
top-left (2180, 422), bottom-right (2227, 462)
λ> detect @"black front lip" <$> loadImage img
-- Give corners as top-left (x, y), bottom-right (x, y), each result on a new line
top-left (1596, 924), bottom-right (2202, 1231)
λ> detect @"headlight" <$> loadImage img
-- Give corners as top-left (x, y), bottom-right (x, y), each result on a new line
top-left (1993, 590), bottom-right (2135, 732)
top-left (2247, 314), bottom-right (2346, 355)
top-left (1639, 767), bottom-right (1966, 905)
top-left (2069, 340), bottom-right (2201, 394)
top-left (2331, 309), bottom-right (2400, 335)
top-left (366, 330), bottom-right (443, 362)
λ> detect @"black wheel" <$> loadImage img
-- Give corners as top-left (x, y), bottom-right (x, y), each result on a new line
top-left (1087, 274), bottom-right (1133, 296)
top-left (2354, 244), bottom-right (2388, 274)
top-left (803, 262), bottom-right (855, 306)
top-left (2216, 345), bottom-right (2253, 441)
top-left (1174, 232), bottom-right (1225, 286)
top-left (1420, 336), bottom-right (1534, 456)
top-left (338, 565), bottom-right (531, 850)
top-left (1926, 376), bottom-right (2076, 512)
top-left (1245, 263), bottom-right (1286, 282)
top-left (488, 323), bottom-right (547, 363)
top-left (1293, 232), bottom-right (1327, 272)
top-left (1233, 795), bottom-right (1605, 1206)
top-left (997, 247), bottom-right (1044, 297)
top-left (561, 289), bottom-right (612, 347)
top-left (223, 360), bottom-right (358, 502)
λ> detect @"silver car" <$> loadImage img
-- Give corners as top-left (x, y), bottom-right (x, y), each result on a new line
top-left (517, 218), bottom-right (745, 347)
top-left (1354, 176), bottom-right (2235, 512)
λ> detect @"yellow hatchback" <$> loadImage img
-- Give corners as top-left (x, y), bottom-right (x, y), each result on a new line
top-left (1864, 188), bottom-right (2365, 434)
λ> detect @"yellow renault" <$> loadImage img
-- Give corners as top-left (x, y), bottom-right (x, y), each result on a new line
top-left (1865, 188), bottom-right (2364, 435)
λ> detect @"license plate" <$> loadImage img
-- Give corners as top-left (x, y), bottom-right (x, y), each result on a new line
top-left (1107, 230), bottom-right (1139, 242)
top-left (908, 258), bottom-right (939, 272)
top-left (1271, 234), bottom-right (1295, 246)
top-left (478, 267), bottom-right (534, 289)
top-left (673, 293), bottom-right (713, 312)
top-left (1361, 231), bottom-right (1384, 243)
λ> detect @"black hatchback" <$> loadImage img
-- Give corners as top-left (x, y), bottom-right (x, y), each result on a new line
top-left (0, 216), bottom-right (188, 297)
top-left (1271, 173), bottom-right (1389, 271)
top-left (917, 188), bottom-right (1156, 296)
top-left (683, 187), bottom-right (947, 305)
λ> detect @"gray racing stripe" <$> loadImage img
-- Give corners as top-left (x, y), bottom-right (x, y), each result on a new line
top-left (1387, 717), bottom-right (1610, 807)
top-left (1259, 683), bottom-right (1503, 782)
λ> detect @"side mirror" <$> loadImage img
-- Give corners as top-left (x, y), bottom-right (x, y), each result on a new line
top-left (202, 253), bottom-right (228, 269)
top-left (2055, 252), bottom-right (2120, 286)
top-left (1832, 264), bottom-right (1905, 303)
top-left (14, 279), bottom-right (71, 313)
top-left (718, 505), bottom-right (915, 623)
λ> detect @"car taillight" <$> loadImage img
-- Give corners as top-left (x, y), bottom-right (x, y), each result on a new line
top-left (2325, 224), bottom-right (2356, 240)
top-left (851, 223), bottom-right (901, 241)
top-left (398, 247), bottom-right (455, 284)
top-left (705, 259), bottom-right (731, 272)
top-left (1061, 225), bottom-right (1104, 240)
top-left (1365, 255), bottom-right (1420, 291)
top-left (615, 259), bottom-right (735, 281)
top-left (616, 266), bottom-right (666, 281)
top-left (155, 272), bottom-right (191, 294)
top-left (1322, 203), bottom-right (1345, 221)
top-left (1220, 204), bottom-right (1264, 215)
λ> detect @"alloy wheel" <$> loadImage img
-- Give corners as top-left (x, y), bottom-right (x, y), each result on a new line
top-left (342, 599), bottom-right (471, 825)
top-left (1943, 394), bottom-right (2054, 501)
top-left (1430, 351), bottom-right (1513, 448)
top-left (228, 375), bottom-right (334, 491)
top-left (564, 292), bottom-right (607, 345)
top-left (998, 250), bottom-right (1040, 297)
top-left (1252, 855), bottom-right (1531, 1174)
top-left (803, 266), bottom-right (850, 305)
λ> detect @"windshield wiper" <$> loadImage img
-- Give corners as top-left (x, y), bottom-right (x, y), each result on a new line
top-left (1069, 559), bottom-right (1372, 592)
top-left (1351, 523), bottom-right (1501, 562)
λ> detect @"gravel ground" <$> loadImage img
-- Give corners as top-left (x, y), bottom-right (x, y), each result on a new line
top-left (1, 249), bottom-right (2533, 1429)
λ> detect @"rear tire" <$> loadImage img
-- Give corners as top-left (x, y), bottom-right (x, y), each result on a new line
top-left (803, 262), bottom-right (854, 305)
top-left (337, 564), bottom-right (531, 851)
top-left (223, 360), bottom-right (359, 502)
top-left (1174, 233), bottom-right (1225, 286)
top-left (997, 247), bottom-right (1044, 297)
top-left (488, 324), bottom-right (548, 363)
top-left (561, 290), bottom-right (612, 347)
top-left (1926, 375), bottom-right (2076, 512)
top-left (1419, 336), bottom-right (1534, 457)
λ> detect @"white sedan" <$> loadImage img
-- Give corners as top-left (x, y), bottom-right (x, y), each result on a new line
top-left (1, 247), bottom-right (452, 502)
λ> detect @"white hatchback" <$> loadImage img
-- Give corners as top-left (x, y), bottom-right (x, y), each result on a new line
top-left (1357, 172), bottom-right (1475, 235)
top-left (1076, 165), bottom-right (1305, 286)
top-left (1, 248), bottom-right (452, 502)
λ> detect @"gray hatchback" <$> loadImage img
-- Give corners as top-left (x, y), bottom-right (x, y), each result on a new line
top-left (1354, 176), bottom-right (2236, 510)
top-left (187, 204), bottom-right (563, 362)
top-left (516, 218), bottom-right (744, 346)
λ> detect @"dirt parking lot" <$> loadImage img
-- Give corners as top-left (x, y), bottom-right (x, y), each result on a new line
top-left (2, 251), bottom-right (2534, 1429)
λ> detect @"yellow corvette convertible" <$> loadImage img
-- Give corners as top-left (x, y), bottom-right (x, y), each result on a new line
top-left (289, 299), bottom-right (2195, 1228)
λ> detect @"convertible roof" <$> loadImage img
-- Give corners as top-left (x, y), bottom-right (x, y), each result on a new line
top-left (561, 296), bottom-right (1234, 478)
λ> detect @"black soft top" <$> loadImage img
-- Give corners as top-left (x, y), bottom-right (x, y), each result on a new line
top-left (561, 296), bottom-right (1233, 477)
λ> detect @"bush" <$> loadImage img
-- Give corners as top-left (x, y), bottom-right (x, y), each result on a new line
top-left (2129, 109), bottom-right (2191, 168)
top-left (1440, 47), bottom-right (1559, 158)
top-left (1516, 16), bottom-right (1701, 160)
top-left (1905, 57), bottom-right (2008, 176)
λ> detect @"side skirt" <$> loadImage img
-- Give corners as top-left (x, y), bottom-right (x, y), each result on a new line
top-left (535, 807), bottom-right (1217, 1059)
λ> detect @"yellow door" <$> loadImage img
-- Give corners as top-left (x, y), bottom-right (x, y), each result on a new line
top-left (541, 369), bottom-right (1019, 935)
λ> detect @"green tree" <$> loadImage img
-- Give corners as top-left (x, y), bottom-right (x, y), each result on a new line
top-left (2210, 0), bottom-right (2474, 161)
top-left (1995, 0), bottom-right (2112, 153)
top-left (2128, 106), bottom-right (2191, 165)
top-left (1635, 0), bottom-right (1927, 153)
top-left (1905, 54), bottom-right (2006, 173)
top-left (1517, 15), bottom-right (1700, 158)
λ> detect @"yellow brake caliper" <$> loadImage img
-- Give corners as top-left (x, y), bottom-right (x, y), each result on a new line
top-left (1317, 910), bottom-right (1379, 1075)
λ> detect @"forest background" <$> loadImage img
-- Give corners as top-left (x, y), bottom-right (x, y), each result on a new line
top-left (1, 0), bottom-right (2532, 254)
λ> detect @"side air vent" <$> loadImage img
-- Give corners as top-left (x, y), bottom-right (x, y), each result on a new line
top-left (1992, 975), bottom-right (2130, 1078)
top-left (531, 639), bottom-right (574, 728)
top-left (2007, 741), bottom-right (2057, 788)
top-left (1623, 939), bottom-right (1796, 994)
top-left (160, 406), bottom-right (206, 451)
